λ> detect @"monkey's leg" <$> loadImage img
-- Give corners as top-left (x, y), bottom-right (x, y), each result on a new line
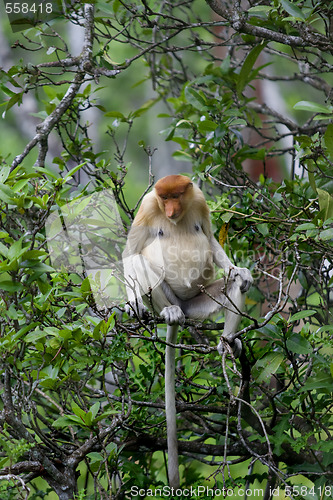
top-left (165, 323), bottom-right (180, 488)
top-left (181, 277), bottom-right (246, 355)
top-left (217, 278), bottom-right (245, 356)
top-left (124, 253), bottom-right (166, 317)
top-left (180, 278), bottom-right (229, 320)
top-left (149, 281), bottom-right (183, 320)
top-left (221, 277), bottom-right (245, 338)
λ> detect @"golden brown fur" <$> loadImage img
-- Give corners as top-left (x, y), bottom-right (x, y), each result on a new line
top-left (123, 175), bottom-right (253, 488)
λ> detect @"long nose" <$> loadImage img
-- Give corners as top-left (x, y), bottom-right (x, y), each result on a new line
top-left (165, 201), bottom-right (179, 219)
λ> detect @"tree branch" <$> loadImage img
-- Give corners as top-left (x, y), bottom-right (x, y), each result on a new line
top-left (206, 0), bottom-right (332, 50)
top-left (10, 4), bottom-right (99, 170)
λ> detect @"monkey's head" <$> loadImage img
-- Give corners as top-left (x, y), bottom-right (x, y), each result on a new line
top-left (155, 175), bottom-right (193, 222)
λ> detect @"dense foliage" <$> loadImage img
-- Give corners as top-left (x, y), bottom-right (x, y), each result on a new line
top-left (0, 1), bottom-right (332, 499)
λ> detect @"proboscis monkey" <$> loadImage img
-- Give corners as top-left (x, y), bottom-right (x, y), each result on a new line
top-left (123, 175), bottom-right (252, 488)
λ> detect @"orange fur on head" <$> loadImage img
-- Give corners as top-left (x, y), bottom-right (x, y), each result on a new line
top-left (155, 175), bottom-right (193, 196)
top-left (155, 175), bottom-right (193, 220)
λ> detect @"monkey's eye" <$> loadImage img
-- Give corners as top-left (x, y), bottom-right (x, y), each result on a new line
top-left (160, 195), bottom-right (168, 200)
top-left (172, 194), bottom-right (179, 199)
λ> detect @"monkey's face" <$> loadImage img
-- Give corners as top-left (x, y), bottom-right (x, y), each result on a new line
top-left (155, 175), bottom-right (193, 222)
top-left (158, 194), bottom-right (184, 221)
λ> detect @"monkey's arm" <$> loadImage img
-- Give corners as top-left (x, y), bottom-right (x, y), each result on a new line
top-left (123, 225), bottom-right (153, 317)
top-left (210, 237), bottom-right (253, 293)
top-left (123, 226), bottom-right (185, 324)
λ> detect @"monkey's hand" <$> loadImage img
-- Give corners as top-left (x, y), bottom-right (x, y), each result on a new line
top-left (160, 305), bottom-right (185, 325)
top-left (232, 267), bottom-right (253, 293)
top-left (217, 337), bottom-right (242, 358)
top-left (125, 299), bottom-right (148, 319)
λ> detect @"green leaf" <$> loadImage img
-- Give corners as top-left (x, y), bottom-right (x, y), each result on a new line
top-left (71, 402), bottom-right (86, 419)
top-left (80, 218), bottom-right (113, 229)
top-left (324, 124), bottom-right (333, 159)
top-left (237, 43), bottom-right (266, 96)
top-left (172, 150), bottom-right (192, 161)
top-left (17, 323), bottom-right (39, 340)
top-left (0, 242), bottom-right (9, 258)
top-left (289, 309), bottom-right (317, 322)
top-left (3, 323), bottom-right (38, 344)
top-left (286, 333), bottom-right (312, 355)
top-left (0, 84), bottom-right (16, 97)
top-left (105, 110), bottom-right (127, 120)
top-left (3, 92), bottom-right (23, 117)
top-left (272, 417), bottom-right (292, 455)
top-left (112, 0), bottom-right (121, 13)
top-left (53, 415), bottom-right (85, 428)
top-left (257, 223), bottom-right (269, 236)
top-left (63, 162), bottom-right (87, 183)
top-left (90, 402), bottom-right (100, 420)
top-left (0, 281), bottom-right (23, 292)
top-left (0, 166), bottom-right (10, 183)
top-left (19, 261), bottom-right (54, 273)
top-left (320, 228), bottom-right (333, 241)
top-left (317, 188), bottom-right (333, 221)
top-left (295, 223), bottom-right (316, 231)
top-left (221, 212), bottom-right (234, 223)
top-left (25, 329), bottom-right (49, 343)
top-left (307, 160), bottom-right (317, 194)
top-left (41, 365), bottom-right (59, 380)
top-left (97, 2), bottom-right (115, 15)
top-left (248, 5), bottom-right (272, 15)
top-left (87, 452), bottom-right (103, 464)
top-left (197, 119), bottom-right (217, 133)
top-left (317, 325), bottom-right (333, 334)
top-left (21, 250), bottom-right (47, 259)
top-left (298, 374), bottom-right (333, 393)
top-left (0, 183), bottom-right (15, 204)
top-left (280, 0), bottom-right (306, 20)
top-left (184, 86), bottom-right (207, 111)
top-left (8, 238), bottom-right (24, 261)
top-left (175, 119), bottom-right (192, 129)
top-left (43, 85), bottom-right (58, 100)
top-left (13, 178), bottom-right (29, 192)
top-left (293, 101), bottom-right (331, 114)
top-left (131, 98), bottom-right (160, 118)
top-left (253, 352), bottom-right (284, 383)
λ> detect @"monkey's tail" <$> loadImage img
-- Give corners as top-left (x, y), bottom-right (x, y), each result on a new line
top-left (165, 323), bottom-right (180, 489)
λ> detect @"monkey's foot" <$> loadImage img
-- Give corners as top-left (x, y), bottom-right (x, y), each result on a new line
top-left (217, 337), bottom-right (242, 358)
top-left (160, 305), bottom-right (185, 325)
top-left (125, 300), bottom-right (148, 319)
top-left (233, 267), bottom-right (253, 293)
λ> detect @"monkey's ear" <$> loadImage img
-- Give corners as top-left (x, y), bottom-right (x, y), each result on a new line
top-left (184, 181), bottom-right (193, 194)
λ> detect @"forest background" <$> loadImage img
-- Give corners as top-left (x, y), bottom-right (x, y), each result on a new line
top-left (0, 1), bottom-right (332, 499)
